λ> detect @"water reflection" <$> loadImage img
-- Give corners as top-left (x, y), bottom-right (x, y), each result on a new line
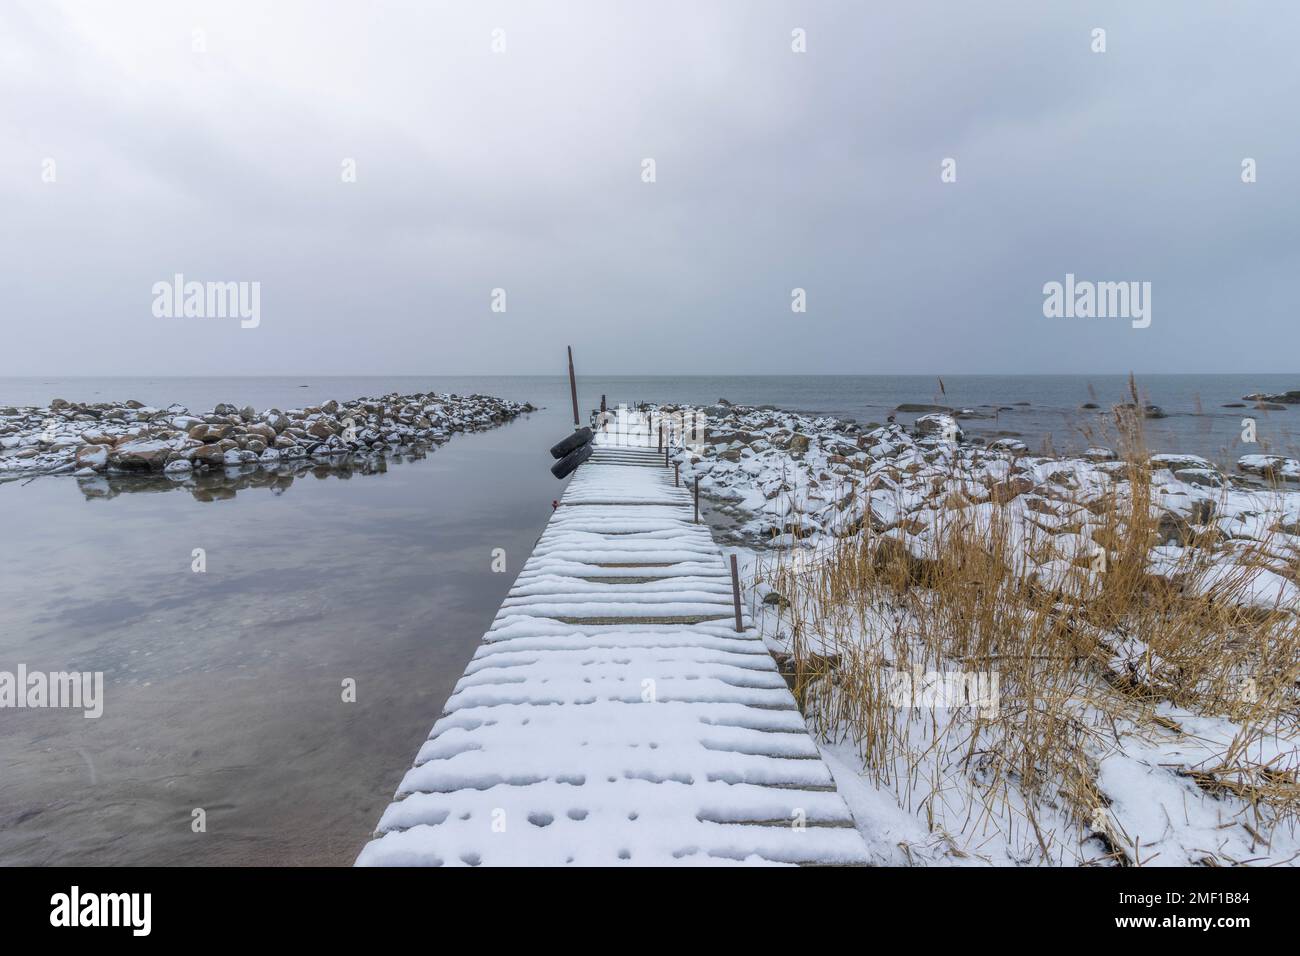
top-left (0, 408), bottom-right (570, 866)
top-left (70, 449), bottom-right (434, 501)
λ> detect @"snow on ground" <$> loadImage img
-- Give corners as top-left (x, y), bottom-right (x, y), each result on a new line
top-left (665, 402), bottom-right (1300, 866)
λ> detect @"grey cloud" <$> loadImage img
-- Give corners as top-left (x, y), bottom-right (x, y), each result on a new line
top-left (1, 0), bottom-right (1297, 375)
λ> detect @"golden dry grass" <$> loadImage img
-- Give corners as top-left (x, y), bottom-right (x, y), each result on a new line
top-left (755, 393), bottom-right (1300, 865)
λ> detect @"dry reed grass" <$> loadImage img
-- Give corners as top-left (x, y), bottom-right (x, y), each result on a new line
top-left (755, 383), bottom-right (1300, 864)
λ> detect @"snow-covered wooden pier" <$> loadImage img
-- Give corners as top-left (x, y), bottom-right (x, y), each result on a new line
top-left (357, 424), bottom-right (869, 866)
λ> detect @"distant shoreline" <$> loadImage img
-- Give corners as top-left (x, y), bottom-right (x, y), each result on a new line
top-left (1, 374), bottom-right (1297, 472)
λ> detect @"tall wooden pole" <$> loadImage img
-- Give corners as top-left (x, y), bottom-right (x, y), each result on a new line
top-left (694, 476), bottom-right (700, 524)
top-left (729, 554), bottom-right (743, 633)
top-left (566, 346), bottom-right (579, 427)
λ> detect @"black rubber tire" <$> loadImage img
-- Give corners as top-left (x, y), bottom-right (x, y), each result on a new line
top-left (550, 441), bottom-right (593, 479)
top-left (549, 427), bottom-right (593, 460)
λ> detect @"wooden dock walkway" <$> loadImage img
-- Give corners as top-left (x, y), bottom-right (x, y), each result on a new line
top-left (356, 425), bottom-right (869, 866)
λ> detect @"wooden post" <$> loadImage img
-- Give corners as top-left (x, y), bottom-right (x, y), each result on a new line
top-left (694, 476), bottom-right (699, 524)
top-left (566, 346), bottom-right (580, 428)
top-left (674, 461), bottom-right (679, 487)
top-left (600, 394), bottom-right (606, 413)
top-left (729, 554), bottom-right (743, 633)
top-left (658, 421), bottom-right (663, 452)
top-left (664, 446), bottom-right (669, 467)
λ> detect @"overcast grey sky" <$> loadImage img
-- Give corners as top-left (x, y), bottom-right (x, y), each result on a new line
top-left (2, 1), bottom-right (1297, 376)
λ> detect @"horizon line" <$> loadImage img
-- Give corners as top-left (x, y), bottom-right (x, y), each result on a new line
top-left (3, 371), bottom-right (1298, 379)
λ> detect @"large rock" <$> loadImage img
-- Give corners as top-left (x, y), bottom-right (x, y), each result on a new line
top-left (1238, 455), bottom-right (1300, 483)
top-left (307, 420), bottom-right (337, 439)
top-left (1117, 402), bottom-right (1166, 419)
top-left (1175, 467), bottom-right (1226, 488)
top-left (705, 431), bottom-right (752, 446)
top-left (190, 423), bottom-right (233, 442)
top-left (109, 439), bottom-right (175, 471)
top-left (264, 412), bottom-right (291, 433)
top-left (913, 413), bottom-right (962, 441)
top-left (191, 445), bottom-right (226, 466)
top-left (1150, 453), bottom-right (1215, 473)
top-left (75, 444), bottom-right (111, 470)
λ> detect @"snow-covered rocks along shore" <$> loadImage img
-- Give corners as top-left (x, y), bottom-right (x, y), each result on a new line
top-left (0, 393), bottom-right (534, 481)
top-left (652, 401), bottom-right (1299, 865)
top-left (662, 400), bottom-right (1300, 611)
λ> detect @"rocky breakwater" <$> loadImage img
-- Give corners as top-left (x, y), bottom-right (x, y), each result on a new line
top-left (0, 392), bottom-right (534, 480)
top-left (656, 399), bottom-right (1300, 612)
top-left (1243, 389), bottom-right (1300, 409)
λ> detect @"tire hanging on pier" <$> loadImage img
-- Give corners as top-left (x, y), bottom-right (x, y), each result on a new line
top-left (550, 441), bottom-right (593, 479)
top-left (549, 426), bottom-right (593, 460)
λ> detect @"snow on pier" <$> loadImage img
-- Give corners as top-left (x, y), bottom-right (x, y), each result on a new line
top-left (357, 427), bottom-right (868, 866)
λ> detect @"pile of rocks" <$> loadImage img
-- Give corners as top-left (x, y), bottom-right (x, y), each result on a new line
top-left (0, 393), bottom-right (534, 479)
top-left (655, 400), bottom-right (1300, 611)
top-left (1244, 390), bottom-right (1300, 404)
top-left (1242, 390), bottom-right (1300, 411)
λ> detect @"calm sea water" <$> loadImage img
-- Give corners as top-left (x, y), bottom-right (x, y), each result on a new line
top-left (0, 383), bottom-right (572, 866)
top-left (0, 374), bottom-right (1296, 866)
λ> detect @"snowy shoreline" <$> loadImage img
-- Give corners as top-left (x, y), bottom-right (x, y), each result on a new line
top-left (0, 392), bottom-right (535, 483)
top-left (657, 399), bottom-right (1300, 866)
top-left (664, 399), bottom-right (1300, 606)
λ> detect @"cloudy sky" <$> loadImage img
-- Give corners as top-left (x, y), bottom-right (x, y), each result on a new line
top-left (2, 1), bottom-right (1297, 376)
